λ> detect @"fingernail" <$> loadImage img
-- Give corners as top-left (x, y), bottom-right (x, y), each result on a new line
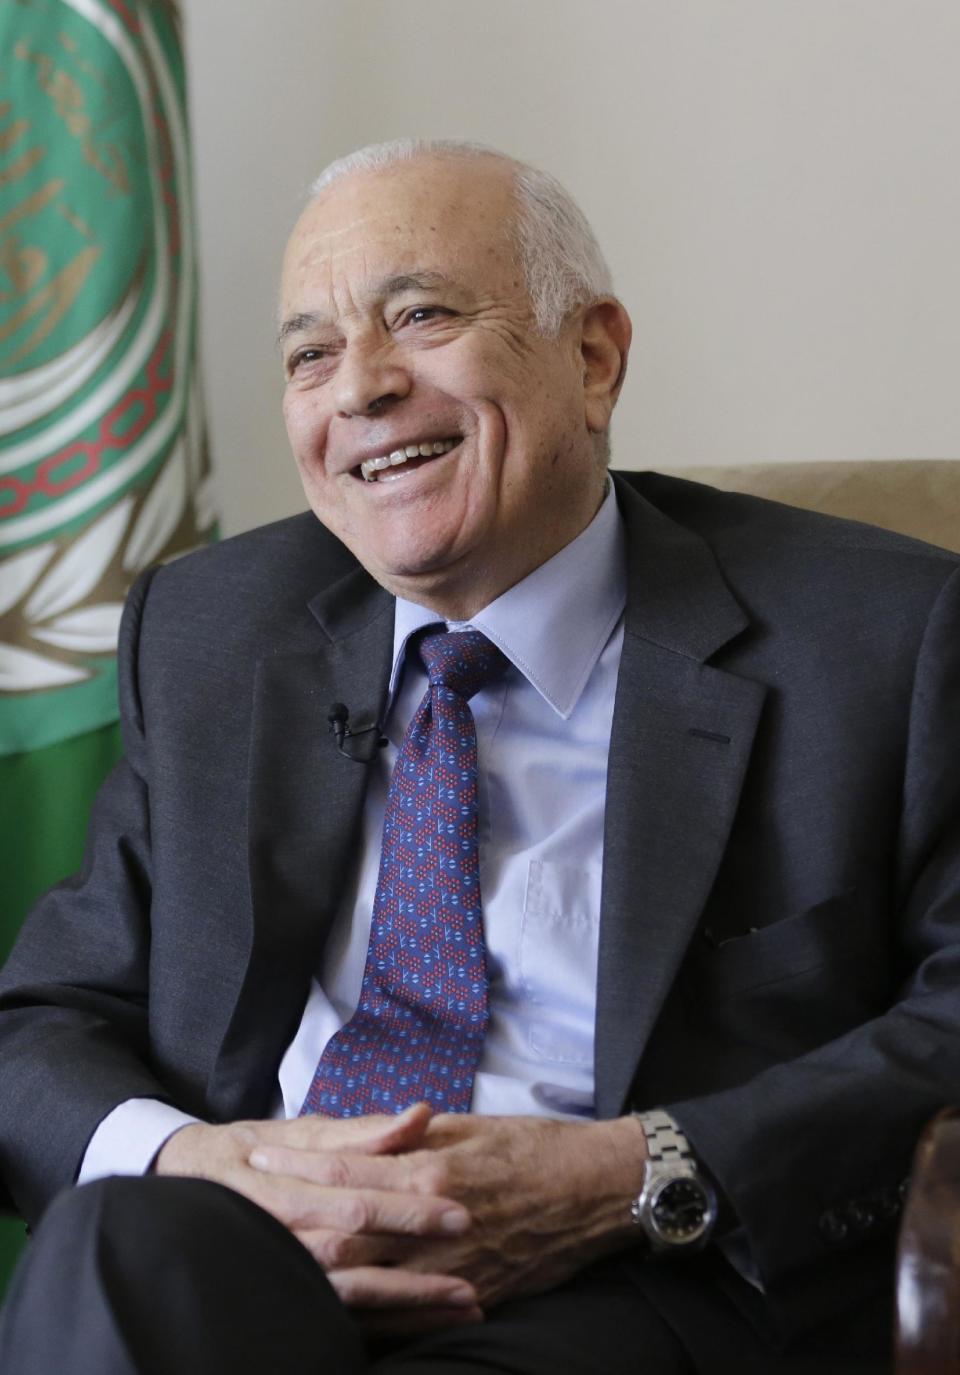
top-left (449, 1286), bottom-right (476, 1305)
top-left (248, 1150), bottom-right (269, 1170)
top-left (440, 1209), bottom-right (470, 1234)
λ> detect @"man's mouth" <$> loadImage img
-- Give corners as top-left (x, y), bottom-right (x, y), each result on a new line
top-left (358, 436), bottom-right (461, 483)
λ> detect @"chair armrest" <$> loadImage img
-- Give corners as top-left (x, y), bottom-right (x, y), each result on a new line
top-left (896, 1108), bottom-right (960, 1373)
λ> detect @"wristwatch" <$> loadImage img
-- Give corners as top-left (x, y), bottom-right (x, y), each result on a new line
top-left (630, 1108), bottom-right (718, 1252)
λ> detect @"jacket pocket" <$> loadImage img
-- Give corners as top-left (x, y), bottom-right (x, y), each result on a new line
top-left (692, 889), bottom-right (882, 1000)
top-left (683, 890), bottom-right (893, 1061)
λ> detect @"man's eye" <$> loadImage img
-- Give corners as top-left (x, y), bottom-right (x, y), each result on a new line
top-left (402, 306), bottom-right (453, 325)
top-left (289, 348), bottom-right (326, 372)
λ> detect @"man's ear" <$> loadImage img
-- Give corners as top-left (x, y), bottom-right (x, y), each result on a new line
top-left (579, 299), bottom-right (632, 435)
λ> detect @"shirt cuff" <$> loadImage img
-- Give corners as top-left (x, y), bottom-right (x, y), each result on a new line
top-left (76, 1099), bottom-right (203, 1185)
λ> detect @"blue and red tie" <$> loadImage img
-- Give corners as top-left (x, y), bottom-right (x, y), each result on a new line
top-left (301, 628), bottom-right (509, 1117)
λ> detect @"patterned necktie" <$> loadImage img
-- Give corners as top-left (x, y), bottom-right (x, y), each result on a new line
top-left (301, 627), bottom-right (509, 1117)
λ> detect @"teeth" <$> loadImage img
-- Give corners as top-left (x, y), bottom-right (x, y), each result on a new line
top-left (360, 437), bottom-right (458, 482)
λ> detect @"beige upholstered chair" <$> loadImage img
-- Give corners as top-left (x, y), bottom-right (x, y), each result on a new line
top-left (660, 459), bottom-right (960, 555)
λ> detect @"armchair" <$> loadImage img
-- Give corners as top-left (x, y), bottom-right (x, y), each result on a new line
top-left (660, 459), bottom-right (960, 556)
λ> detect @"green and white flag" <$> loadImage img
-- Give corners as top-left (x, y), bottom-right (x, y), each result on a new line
top-left (0, 0), bottom-right (216, 1281)
top-left (0, 0), bottom-right (216, 923)
top-left (0, 0), bottom-right (215, 750)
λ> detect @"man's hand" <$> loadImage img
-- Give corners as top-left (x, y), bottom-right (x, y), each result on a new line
top-left (249, 1112), bottom-right (648, 1324)
top-left (154, 1104), bottom-right (483, 1331)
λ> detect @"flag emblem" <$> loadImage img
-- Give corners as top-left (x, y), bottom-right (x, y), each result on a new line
top-left (0, 0), bottom-right (216, 752)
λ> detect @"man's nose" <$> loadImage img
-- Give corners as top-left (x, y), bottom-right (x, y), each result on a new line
top-left (334, 337), bottom-right (411, 417)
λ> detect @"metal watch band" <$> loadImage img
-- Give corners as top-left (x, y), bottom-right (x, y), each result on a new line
top-left (629, 1108), bottom-right (716, 1243)
top-left (634, 1108), bottom-right (695, 1168)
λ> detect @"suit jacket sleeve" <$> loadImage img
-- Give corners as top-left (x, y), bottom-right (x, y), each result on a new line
top-left (669, 562), bottom-right (960, 1292)
top-left (0, 569), bottom-right (172, 1224)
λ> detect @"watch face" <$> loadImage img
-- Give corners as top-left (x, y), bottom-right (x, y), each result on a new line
top-left (650, 1177), bottom-right (711, 1244)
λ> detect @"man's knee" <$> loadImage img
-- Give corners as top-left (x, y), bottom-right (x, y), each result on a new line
top-left (33, 1174), bottom-right (272, 1269)
top-left (4, 1176), bottom-right (366, 1374)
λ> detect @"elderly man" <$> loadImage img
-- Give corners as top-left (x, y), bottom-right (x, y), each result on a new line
top-left (0, 139), bottom-right (958, 1374)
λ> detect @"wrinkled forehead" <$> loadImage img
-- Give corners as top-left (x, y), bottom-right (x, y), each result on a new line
top-left (279, 157), bottom-right (521, 316)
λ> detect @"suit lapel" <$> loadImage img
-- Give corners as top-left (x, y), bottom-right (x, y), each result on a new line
top-left (594, 478), bottom-right (767, 1118)
top-left (210, 564), bottom-right (394, 1118)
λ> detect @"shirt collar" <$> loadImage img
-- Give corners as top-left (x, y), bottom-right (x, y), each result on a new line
top-left (390, 482), bottom-right (626, 719)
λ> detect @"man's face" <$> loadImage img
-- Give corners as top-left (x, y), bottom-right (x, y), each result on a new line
top-left (279, 155), bottom-right (615, 616)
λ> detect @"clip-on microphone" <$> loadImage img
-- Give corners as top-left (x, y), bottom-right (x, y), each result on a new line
top-left (327, 702), bottom-right (387, 763)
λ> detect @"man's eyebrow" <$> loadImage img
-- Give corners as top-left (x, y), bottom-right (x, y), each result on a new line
top-left (373, 271), bottom-right (455, 296)
top-left (277, 312), bottom-right (325, 347)
top-left (276, 274), bottom-right (458, 347)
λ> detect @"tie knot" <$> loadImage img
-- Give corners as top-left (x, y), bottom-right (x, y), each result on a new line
top-left (418, 628), bottom-right (509, 701)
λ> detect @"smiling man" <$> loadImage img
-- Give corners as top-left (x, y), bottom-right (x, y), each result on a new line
top-left (1, 140), bottom-right (959, 1375)
top-left (279, 153), bottom-right (624, 618)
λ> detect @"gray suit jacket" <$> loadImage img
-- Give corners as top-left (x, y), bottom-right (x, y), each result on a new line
top-left (2, 471), bottom-right (958, 1338)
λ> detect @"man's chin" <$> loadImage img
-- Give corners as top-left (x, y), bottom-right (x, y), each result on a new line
top-left (367, 547), bottom-right (482, 614)
top-left (371, 557), bottom-right (460, 598)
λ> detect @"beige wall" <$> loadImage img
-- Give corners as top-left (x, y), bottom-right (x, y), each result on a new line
top-left (183, 0), bottom-right (960, 536)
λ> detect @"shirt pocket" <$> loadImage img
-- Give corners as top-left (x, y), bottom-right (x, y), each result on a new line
top-left (518, 859), bottom-right (601, 1065)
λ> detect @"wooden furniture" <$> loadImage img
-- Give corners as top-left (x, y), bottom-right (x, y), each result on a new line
top-left (896, 1110), bottom-right (960, 1373)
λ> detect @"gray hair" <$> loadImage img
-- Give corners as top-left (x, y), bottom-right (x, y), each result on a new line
top-left (309, 138), bottom-right (613, 336)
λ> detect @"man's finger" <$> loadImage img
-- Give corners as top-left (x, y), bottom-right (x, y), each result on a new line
top-left (296, 1228), bottom-right (411, 1271)
top-left (253, 1103), bottom-right (433, 1157)
top-left (243, 1173), bottom-right (470, 1238)
top-left (248, 1143), bottom-right (448, 1197)
top-left (303, 1186), bottom-right (470, 1237)
top-left (328, 1265), bottom-right (477, 1311)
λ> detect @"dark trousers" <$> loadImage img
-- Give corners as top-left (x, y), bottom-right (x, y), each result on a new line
top-left (0, 1178), bottom-right (891, 1374)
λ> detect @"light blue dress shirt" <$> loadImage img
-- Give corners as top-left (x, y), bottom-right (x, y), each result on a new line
top-left (279, 484), bottom-right (626, 1121)
top-left (79, 485), bottom-right (627, 1179)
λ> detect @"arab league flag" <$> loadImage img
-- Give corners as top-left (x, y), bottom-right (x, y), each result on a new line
top-left (0, 0), bottom-right (216, 1283)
